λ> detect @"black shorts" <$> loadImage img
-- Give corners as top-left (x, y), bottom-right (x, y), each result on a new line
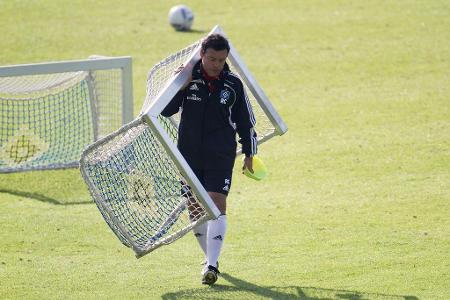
top-left (185, 169), bottom-right (233, 196)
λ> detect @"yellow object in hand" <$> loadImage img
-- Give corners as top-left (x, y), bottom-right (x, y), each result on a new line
top-left (243, 155), bottom-right (267, 181)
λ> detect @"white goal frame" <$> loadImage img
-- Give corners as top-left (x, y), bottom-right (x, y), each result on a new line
top-left (79, 26), bottom-right (287, 257)
top-left (0, 56), bottom-right (134, 173)
top-left (143, 25), bottom-right (287, 141)
top-left (0, 56), bottom-right (134, 128)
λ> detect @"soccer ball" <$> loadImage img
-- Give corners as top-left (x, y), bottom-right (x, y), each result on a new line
top-left (168, 5), bottom-right (194, 31)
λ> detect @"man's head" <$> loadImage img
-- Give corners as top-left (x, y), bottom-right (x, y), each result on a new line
top-left (200, 34), bottom-right (230, 77)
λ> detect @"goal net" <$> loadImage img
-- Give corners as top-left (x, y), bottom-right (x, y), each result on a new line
top-left (80, 117), bottom-right (215, 257)
top-left (141, 32), bottom-right (287, 149)
top-left (0, 56), bottom-right (133, 173)
top-left (80, 26), bottom-right (287, 257)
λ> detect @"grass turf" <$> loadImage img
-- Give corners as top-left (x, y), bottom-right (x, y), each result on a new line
top-left (1, 0), bottom-right (449, 299)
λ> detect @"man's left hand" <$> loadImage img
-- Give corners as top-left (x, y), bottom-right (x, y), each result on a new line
top-left (243, 156), bottom-right (254, 174)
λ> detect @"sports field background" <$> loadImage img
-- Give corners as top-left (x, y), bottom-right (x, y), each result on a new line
top-left (1, 1), bottom-right (449, 299)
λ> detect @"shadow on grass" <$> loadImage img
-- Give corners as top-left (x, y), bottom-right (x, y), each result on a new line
top-left (0, 189), bottom-right (91, 205)
top-left (175, 28), bottom-right (208, 34)
top-left (161, 272), bottom-right (419, 300)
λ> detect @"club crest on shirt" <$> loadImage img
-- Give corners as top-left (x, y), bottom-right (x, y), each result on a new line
top-left (219, 89), bottom-right (231, 104)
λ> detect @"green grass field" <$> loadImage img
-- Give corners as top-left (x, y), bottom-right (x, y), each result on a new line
top-left (1, 0), bottom-right (449, 299)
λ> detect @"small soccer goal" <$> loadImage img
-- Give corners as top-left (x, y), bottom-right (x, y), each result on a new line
top-left (80, 26), bottom-right (287, 258)
top-left (0, 56), bottom-right (133, 173)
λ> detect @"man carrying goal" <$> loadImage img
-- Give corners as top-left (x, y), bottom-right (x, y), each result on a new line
top-left (161, 34), bottom-right (257, 285)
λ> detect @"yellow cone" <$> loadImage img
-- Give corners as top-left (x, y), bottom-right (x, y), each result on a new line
top-left (243, 155), bottom-right (267, 181)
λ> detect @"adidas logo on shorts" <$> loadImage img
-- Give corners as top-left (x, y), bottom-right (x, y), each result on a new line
top-left (223, 178), bottom-right (230, 191)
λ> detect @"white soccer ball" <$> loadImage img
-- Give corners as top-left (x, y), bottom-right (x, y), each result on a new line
top-left (168, 5), bottom-right (194, 31)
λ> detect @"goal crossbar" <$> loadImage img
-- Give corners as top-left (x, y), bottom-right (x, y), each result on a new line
top-left (0, 56), bottom-right (134, 124)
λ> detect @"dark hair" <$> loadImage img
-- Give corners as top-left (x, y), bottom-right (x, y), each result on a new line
top-left (201, 34), bottom-right (230, 53)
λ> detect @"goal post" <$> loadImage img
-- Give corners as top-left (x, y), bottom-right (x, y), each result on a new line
top-left (0, 56), bottom-right (134, 173)
top-left (79, 25), bottom-right (287, 257)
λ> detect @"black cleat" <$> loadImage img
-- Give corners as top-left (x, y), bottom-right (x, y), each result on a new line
top-left (202, 265), bottom-right (220, 285)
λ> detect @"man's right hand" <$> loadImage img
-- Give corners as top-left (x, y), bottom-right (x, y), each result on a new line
top-left (174, 64), bottom-right (192, 90)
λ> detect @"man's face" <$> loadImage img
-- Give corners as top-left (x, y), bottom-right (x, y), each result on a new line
top-left (200, 48), bottom-right (228, 77)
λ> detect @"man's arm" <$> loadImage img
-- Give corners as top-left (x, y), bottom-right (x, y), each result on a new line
top-left (161, 65), bottom-right (192, 117)
top-left (161, 90), bottom-right (184, 117)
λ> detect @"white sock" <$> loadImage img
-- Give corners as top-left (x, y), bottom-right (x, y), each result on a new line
top-left (206, 215), bottom-right (227, 269)
top-left (192, 222), bottom-right (208, 256)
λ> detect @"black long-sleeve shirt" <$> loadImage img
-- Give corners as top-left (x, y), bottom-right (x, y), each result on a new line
top-left (161, 61), bottom-right (257, 170)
